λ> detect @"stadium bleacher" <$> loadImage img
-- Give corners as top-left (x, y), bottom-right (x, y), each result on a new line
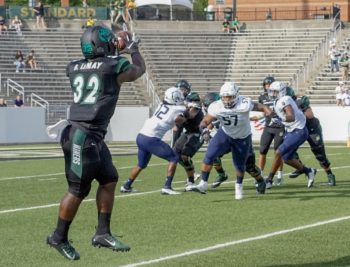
top-left (137, 26), bottom-right (333, 101)
top-left (0, 28), bottom-right (147, 122)
top-left (0, 19), bottom-right (339, 124)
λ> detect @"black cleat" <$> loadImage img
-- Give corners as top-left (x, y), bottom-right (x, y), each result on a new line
top-left (211, 173), bottom-right (228, 188)
top-left (327, 173), bottom-right (336, 186)
top-left (289, 169), bottom-right (303, 178)
top-left (47, 234), bottom-right (80, 260)
top-left (255, 179), bottom-right (266, 194)
top-left (92, 233), bottom-right (130, 252)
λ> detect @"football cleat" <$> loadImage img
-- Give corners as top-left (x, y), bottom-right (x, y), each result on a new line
top-left (255, 179), bottom-right (266, 194)
top-left (194, 173), bottom-right (201, 181)
top-left (184, 182), bottom-right (195, 192)
top-left (120, 185), bottom-right (137, 193)
top-left (192, 180), bottom-right (208, 194)
top-left (235, 183), bottom-right (244, 200)
top-left (92, 233), bottom-right (130, 252)
top-left (306, 168), bottom-right (317, 188)
top-left (211, 173), bottom-right (228, 188)
top-left (289, 169), bottom-right (303, 178)
top-left (327, 173), bottom-right (336, 186)
top-left (47, 234), bottom-right (80, 260)
top-left (161, 187), bottom-right (181, 195)
top-left (274, 177), bottom-right (283, 186)
top-left (265, 178), bottom-right (273, 189)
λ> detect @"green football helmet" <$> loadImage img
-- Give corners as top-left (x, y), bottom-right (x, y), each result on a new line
top-left (285, 86), bottom-right (296, 100)
top-left (299, 95), bottom-right (310, 109)
top-left (203, 92), bottom-right (220, 112)
top-left (185, 92), bottom-right (201, 108)
top-left (81, 26), bottom-right (116, 59)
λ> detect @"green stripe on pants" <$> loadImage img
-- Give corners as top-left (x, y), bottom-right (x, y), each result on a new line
top-left (70, 128), bottom-right (86, 179)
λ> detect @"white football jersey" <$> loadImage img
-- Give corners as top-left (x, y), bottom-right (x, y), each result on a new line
top-left (208, 96), bottom-right (254, 139)
top-left (274, 96), bottom-right (306, 132)
top-left (139, 103), bottom-right (186, 139)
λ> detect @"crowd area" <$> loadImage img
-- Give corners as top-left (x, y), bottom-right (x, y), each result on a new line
top-left (328, 40), bottom-right (350, 106)
top-left (221, 16), bottom-right (241, 33)
top-left (0, 95), bottom-right (24, 107)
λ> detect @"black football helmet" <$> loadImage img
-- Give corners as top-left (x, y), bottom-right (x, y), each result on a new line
top-left (175, 79), bottom-right (191, 97)
top-left (262, 76), bottom-right (275, 91)
top-left (81, 26), bottom-right (116, 59)
top-left (203, 92), bottom-right (220, 112)
top-left (185, 92), bottom-right (201, 108)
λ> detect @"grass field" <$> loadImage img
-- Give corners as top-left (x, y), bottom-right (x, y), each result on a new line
top-left (0, 144), bottom-right (349, 267)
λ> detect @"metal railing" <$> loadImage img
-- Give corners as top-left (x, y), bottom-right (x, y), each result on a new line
top-left (30, 93), bottom-right (50, 122)
top-left (290, 27), bottom-right (333, 93)
top-left (6, 78), bottom-right (24, 99)
top-left (143, 71), bottom-right (160, 115)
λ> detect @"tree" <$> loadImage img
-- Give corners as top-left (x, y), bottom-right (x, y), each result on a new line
top-left (193, 0), bottom-right (208, 12)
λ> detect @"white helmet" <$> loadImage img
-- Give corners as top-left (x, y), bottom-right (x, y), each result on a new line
top-left (219, 81), bottom-right (239, 108)
top-left (268, 81), bottom-right (286, 100)
top-left (164, 87), bottom-right (185, 105)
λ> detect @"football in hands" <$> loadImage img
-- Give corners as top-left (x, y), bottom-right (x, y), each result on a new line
top-left (116, 31), bottom-right (132, 51)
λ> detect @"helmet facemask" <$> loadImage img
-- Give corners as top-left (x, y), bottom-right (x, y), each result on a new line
top-left (219, 82), bottom-right (239, 109)
top-left (175, 80), bottom-right (191, 97)
top-left (164, 87), bottom-right (185, 105)
top-left (185, 92), bottom-right (201, 109)
top-left (221, 95), bottom-right (237, 109)
top-left (268, 81), bottom-right (286, 100)
top-left (262, 76), bottom-right (275, 92)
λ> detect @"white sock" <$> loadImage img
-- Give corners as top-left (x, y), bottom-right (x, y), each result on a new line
top-left (277, 171), bottom-right (283, 179)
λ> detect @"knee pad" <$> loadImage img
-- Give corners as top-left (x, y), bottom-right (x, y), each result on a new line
top-left (311, 146), bottom-right (330, 169)
top-left (246, 164), bottom-right (261, 178)
top-left (245, 152), bottom-right (261, 178)
top-left (180, 156), bottom-right (194, 172)
top-left (213, 157), bottom-right (222, 167)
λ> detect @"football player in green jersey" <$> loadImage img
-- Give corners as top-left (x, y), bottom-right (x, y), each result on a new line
top-left (46, 26), bottom-right (145, 260)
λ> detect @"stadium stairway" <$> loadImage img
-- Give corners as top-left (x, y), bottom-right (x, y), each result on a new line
top-left (307, 26), bottom-right (350, 104)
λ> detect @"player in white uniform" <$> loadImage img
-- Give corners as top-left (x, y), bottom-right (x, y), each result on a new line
top-left (191, 82), bottom-right (272, 200)
top-left (121, 87), bottom-right (187, 195)
top-left (265, 81), bottom-right (317, 188)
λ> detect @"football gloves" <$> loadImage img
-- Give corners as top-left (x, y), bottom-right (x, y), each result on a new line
top-left (120, 32), bottom-right (140, 55)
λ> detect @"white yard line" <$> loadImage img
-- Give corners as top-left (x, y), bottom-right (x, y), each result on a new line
top-left (0, 177), bottom-right (256, 215)
top-left (0, 152), bottom-right (348, 182)
top-left (0, 162), bottom-right (349, 214)
top-left (0, 162), bottom-right (169, 182)
top-left (118, 215), bottom-right (350, 267)
top-left (0, 188), bottom-right (167, 214)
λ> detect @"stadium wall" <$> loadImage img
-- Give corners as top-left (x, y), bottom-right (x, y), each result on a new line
top-left (208, 0), bottom-right (349, 21)
top-left (250, 106), bottom-right (350, 142)
top-left (0, 106), bottom-right (149, 144)
top-left (0, 106), bottom-right (348, 143)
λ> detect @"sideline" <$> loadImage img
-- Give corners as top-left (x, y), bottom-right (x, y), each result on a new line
top-left (119, 215), bottom-right (350, 267)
